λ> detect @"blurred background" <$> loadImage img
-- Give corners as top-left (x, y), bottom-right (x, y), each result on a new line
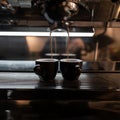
top-left (0, 27), bottom-right (120, 61)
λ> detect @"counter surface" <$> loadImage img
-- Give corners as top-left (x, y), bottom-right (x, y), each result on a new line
top-left (0, 72), bottom-right (120, 100)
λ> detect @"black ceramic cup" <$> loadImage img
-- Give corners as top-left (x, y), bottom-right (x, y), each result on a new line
top-left (60, 59), bottom-right (82, 81)
top-left (34, 58), bottom-right (58, 81)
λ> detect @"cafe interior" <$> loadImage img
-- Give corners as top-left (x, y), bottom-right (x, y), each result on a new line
top-left (0, 0), bottom-right (120, 120)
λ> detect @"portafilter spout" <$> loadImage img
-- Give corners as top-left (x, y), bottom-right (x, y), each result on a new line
top-left (42, 0), bottom-right (80, 24)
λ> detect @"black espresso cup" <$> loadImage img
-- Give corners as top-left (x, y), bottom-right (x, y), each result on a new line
top-left (34, 58), bottom-right (58, 81)
top-left (60, 59), bottom-right (82, 81)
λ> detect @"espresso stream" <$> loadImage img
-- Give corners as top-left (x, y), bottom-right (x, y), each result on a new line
top-left (50, 25), bottom-right (70, 59)
top-left (66, 26), bottom-right (70, 59)
top-left (50, 31), bottom-right (53, 58)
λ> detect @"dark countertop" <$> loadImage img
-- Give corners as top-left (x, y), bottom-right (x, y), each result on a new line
top-left (0, 72), bottom-right (120, 100)
top-left (0, 72), bottom-right (120, 120)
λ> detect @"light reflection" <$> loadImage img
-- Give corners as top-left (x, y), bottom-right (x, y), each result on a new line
top-left (15, 100), bottom-right (31, 106)
top-left (26, 36), bottom-right (48, 52)
top-left (0, 31), bottom-right (95, 37)
top-left (55, 86), bottom-right (63, 89)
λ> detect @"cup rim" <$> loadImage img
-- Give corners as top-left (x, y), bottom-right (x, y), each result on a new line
top-left (36, 58), bottom-right (58, 62)
top-left (45, 53), bottom-right (60, 56)
top-left (60, 58), bottom-right (82, 62)
top-left (60, 53), bottom-right (76, 57)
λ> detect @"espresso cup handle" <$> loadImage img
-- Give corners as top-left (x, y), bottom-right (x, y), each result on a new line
top-left (34, 65), bottom-right (41, 75)
top-left (75, 65), bottom-right (81, 75)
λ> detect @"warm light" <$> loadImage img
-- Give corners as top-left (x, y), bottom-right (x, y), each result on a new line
top-left (26, 36), bottom-right (47, 52)
top-left (0, 31), bottom-right (94, 37)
